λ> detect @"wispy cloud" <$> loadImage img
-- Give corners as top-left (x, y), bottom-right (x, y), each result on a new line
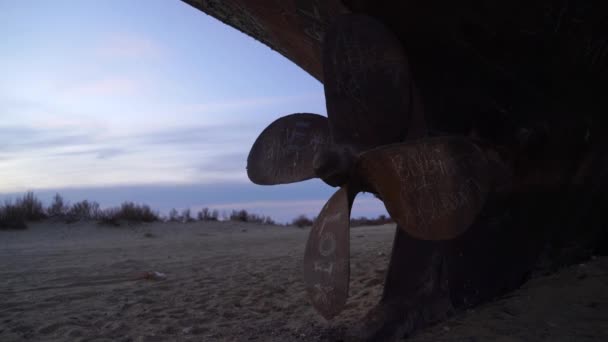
top-left (61, 77), bottom-right (143, 97)
top-left (96, 32), bottom-right (165, 59)
top-left (180, 93), bottom-right (324, 116)
top-left (0, 125), bottom-right (94, 154)
top-left (196, 152), bottom-right (247, 173)
top-left (0, 121), bottom-right (255, 192)
top-left (134, 123), bottom-right (256, 147)
top-left (53, 147), bottom-right (128, 160)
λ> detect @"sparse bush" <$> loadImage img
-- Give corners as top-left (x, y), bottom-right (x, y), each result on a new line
top-left (230, 209), bottom-right (249, 222)
top-left (292, 214), bottom-right (313, 228)
top-left (66, 200), bottom-right (100, 222)
top-left (0, 200), bottom-right (27, 230)
top-left (0, 190), bottom-right (281, 229)
top-left (263, 216), bottom-right (275, 225)
top-left (246, 212), bottom-right (263, 223)
top-left (229, 209), bottom-right (275, 225)
top-left (116, 202), bottom-right (158, 222)
top-left (96, 202), bottom-right (159, 226)
top-left (168, 208), bottom-right (180, 222)
top-left (287, 214), bottom-right (393, 228)
top-left (197, 207), bottom-right (219, 221)
top-left (47, 193), bottom-right (68, 217)
top-left (0, 192), bottom-right (49, 229)
top-left (350, 214), bottom-right (393, 227)
top-left (16, 191), bottom-right (46, 221)
top-left (196, 209), bottom-right (205, 221)
top-left (98, 207), bottom-right (121, 226)
top-left (181, 208), bottom-right (194, 222)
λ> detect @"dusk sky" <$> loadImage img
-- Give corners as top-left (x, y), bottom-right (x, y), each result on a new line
top-left (0, 0), bottom-right (387, 222)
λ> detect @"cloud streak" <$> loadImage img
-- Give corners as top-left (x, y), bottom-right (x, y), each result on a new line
top-left (96, 32), bottom-right (165, 59)
top-left (61, 77), bottom-right (144, 98)
top-left (0, 125), bottom-right (94, 154)
top-left (180, 93), bottom-right (323, 116)
top-left (53, 147), bottom-right (128, 160)
top-left (0, 121), bottom-right (256, 192)
top-left (134, 124), bottom-right (252, 147)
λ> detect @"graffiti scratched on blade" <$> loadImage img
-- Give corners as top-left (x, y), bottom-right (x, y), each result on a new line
top-left (358, 137), bottom-right (490, 240)
top-left (303, 187), bottom-right (351, 320)
top-left (247, 113), bottom-right (330, 185)
top-left (323, 14), bottom-right (414, 148)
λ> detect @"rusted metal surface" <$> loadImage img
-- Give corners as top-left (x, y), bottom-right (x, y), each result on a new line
top-left (182, 1), bottom-right (608, 118)
top-left (357, 137), bottom-right (490, 240)
top-left (323, 14), bottom-right (419, 149)
top-left (181, 0), bottom-right (348, 82)
top-left (247, 113), bottom-right (330, 185)
top-left (303, 186), bottom-right (353, 320)
top-left (186, 1), bottom-right (608, 337)
top-left (242, 11), bottom-right (495, 323)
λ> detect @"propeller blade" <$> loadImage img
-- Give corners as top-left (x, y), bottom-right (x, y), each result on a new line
top-left (356, 137), bottom-right (490, 240)
top-left (303, 186), bottom-right (354, 319)
top-left (247, 113), bottom-right (330, 185)
top-left (323, 14), bottom-right (418, 149)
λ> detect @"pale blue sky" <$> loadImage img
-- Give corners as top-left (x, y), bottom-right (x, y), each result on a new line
top-left (0, 0), bottom-right (387, 222)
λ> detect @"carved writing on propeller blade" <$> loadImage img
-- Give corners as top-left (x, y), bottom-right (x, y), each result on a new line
top-left (309, 133), bottom-right (327, 152)
top-left (296, 0), bottom-right (327, 43)
top-left (331, 32), bottom-right (372, 115)
top-left (318, 232), bottom-right (337, 257)
top-left (317, 212), bottom-right (342, 237)
top-left (339, 29), bottom-right (379, 75)
top-left (406, 177), bottom-right (483, 229)
top-left (263, 123), bottom-right (322, 165)
top-left (404, 149), bottom-right (451, 179)
top-left (395, 147), bottom-right (483, 184)
top-left (284, 128), bottom-right (308, 146)
top-left (263, 136), bottom-right (279, 161)
top-left (314, 260), bottom-right (334, 275)
top-left (389, 145), bottom-right (485, 231)
top-left (312, 283), bottom-right (334, 305)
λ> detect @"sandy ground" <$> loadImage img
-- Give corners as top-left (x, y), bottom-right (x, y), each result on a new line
top-left (0, 221), bottom-right (606, 341)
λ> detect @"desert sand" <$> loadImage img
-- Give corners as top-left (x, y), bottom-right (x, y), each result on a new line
top-left (0, 221), bottom-right (606, 341)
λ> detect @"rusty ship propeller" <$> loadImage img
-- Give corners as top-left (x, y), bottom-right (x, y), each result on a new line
top-left (247, 15), bottom-right (491, 320)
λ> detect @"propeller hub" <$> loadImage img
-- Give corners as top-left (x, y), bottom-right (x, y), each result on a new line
top-left (312, 145), bottom-right (357, 187)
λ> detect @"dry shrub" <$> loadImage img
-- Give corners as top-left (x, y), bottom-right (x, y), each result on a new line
top-left (65, 200), bottom-right (100, 223)
top-left (0, 200), bottom-right (27, 230)
top-left (230, 209), bottom-right (248, 222)
top-left (97, 202), bottom-right (160, 226)
top-left (17, 191), bottom-right (46, 221)
top-left (229, 209), bottom-right (275, 225)
top-left (350, 214), bottom-right (393, 227)
top-left (98, 207), bottom-right (121, 226)
top-left (47, 193), bottom-right (68, 217)
top-left (168, 208), bottom-right (180, 222)
top-left (115, 202), bottom-right (158, 222)
top-left (196, 208), bottom-right (219, 221)
top-left (291, 214), bottom-right (313, 228)
top-left (287, 214), bottom-right (393, 228)
top-left (181, 208), bottom-right (194, 222)
top-left (0, 192), bottom-right (47, 229)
